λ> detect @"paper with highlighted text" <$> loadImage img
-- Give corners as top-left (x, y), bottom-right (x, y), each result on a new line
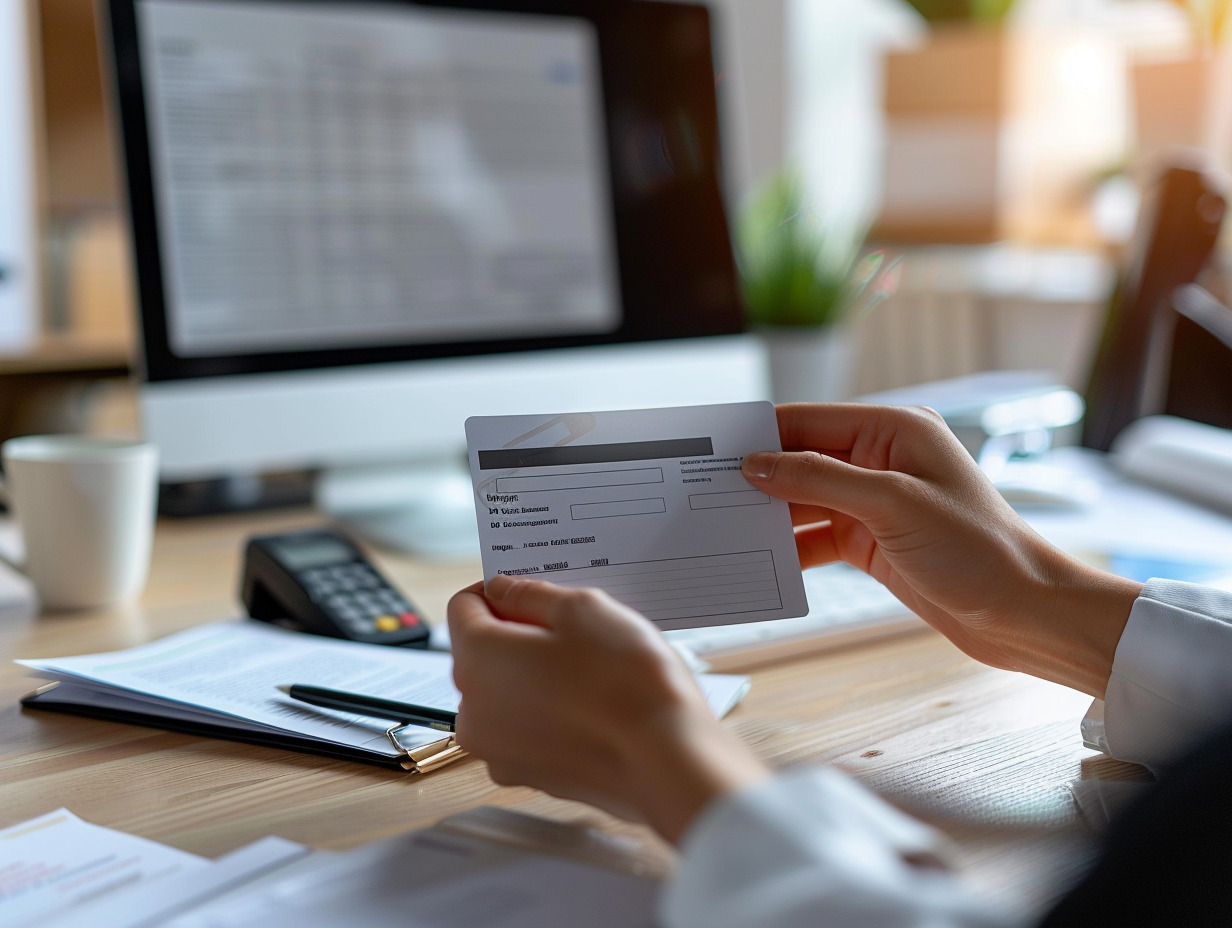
top-left (465, 402), bottom-right (807, 630)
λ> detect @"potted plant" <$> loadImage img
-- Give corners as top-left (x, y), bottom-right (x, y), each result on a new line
top-left (736, 170), bottom-right (893, 403)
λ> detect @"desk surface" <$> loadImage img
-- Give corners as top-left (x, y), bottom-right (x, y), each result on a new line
top-left (0, 506), bottom-right (1149, 915)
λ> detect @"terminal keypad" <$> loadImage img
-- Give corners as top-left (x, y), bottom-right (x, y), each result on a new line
top-left (303, 563), bottom-right (423, 638)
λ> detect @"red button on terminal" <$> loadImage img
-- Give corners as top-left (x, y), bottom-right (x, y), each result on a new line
top-left (399, 612), bottom-right (421, 627)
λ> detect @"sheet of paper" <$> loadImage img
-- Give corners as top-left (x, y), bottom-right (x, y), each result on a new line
top-left (160, 828), bottom-right (659, 928)
top-left (465, 402), bottom-right (807, 631)
top-left (696, 673), bottom-right (752, 720)
top-left (38, 835), bottom-right (309, 928)
top-left (0, 808), bottom-right (208, 927)
top-left (17, 621), bottom-right (462, 754)
top-left (4, 806), bottom-right (658, 928)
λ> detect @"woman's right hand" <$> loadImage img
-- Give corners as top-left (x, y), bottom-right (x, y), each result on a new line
top-left (741, 403), bottom-right (1142, 698)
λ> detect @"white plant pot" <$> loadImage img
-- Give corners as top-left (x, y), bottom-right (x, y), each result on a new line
top-left (757, 325), bottom-right (855, 404)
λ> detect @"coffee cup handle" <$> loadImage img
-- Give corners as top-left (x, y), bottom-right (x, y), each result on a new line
top-left (0, 475), bottom-right (25, 575)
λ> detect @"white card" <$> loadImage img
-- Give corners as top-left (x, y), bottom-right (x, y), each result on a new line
top-left (465, 402), bottom-right (807, 630)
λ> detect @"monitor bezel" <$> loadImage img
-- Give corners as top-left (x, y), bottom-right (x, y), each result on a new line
top-left (104, 0), bottom-right (746, 384)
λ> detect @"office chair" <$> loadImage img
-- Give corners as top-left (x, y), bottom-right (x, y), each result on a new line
top-left (1163, 283), bottom-right (1232, 429)
top-left (1081, 162), bottom-right (1230, 451)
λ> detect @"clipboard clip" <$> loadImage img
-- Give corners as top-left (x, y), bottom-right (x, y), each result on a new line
top-left (386, 724), bottom-right (468, 774)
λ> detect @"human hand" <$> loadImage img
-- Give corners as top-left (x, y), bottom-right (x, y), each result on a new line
top-left (741, 403), bottom-right (1142, 697)
top-left (447, 575), bottom-right (769, 843)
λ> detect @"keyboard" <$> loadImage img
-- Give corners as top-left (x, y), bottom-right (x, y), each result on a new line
top-left (664, 562), bottom-right (924, 671)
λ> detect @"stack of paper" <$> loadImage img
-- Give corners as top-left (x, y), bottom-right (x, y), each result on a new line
top-left (16, 619), bottom-right (750, 770)
top-left (18, 621), bottom-right (464, 768)
top-left (1, 807), bottom-right (662, 928)
top-left (0, 808), bottom-right (306, 928)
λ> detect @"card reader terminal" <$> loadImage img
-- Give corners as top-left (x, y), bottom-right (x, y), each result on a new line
top-left (241, 528), bottom-right (430, 647)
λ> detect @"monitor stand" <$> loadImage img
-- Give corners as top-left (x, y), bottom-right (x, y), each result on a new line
top-left (315, 454), bottom-right (480, 560)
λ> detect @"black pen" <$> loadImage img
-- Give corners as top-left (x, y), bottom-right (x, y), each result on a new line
top-left (277, 684), bottom-right (456, 732)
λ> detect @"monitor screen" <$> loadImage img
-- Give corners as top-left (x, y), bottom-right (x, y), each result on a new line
top-left (109, 0), bottom-right (748, 384)
top-left (104, 0), bottom-right (767, 553)
top-left (137, 0), bottom-right (620, 358)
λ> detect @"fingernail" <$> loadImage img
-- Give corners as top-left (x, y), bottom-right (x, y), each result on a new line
top-left (742, 451), bottom-right (780, 480)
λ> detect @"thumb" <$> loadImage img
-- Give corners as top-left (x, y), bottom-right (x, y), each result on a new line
top-left (483, 574), bottom-right (577, 629)
top-left (447, 579), bottom-right (549, 643)
top-left (742, 450), bottom-right (904, 521)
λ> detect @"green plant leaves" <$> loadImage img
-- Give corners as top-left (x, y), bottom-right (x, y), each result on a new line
top-left (901, 0), bottom-right (1016, 23)
top-left (735, 171), bottom-right (864, 328)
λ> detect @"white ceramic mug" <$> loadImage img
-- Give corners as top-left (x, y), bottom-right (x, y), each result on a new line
top-left (0, 435), bottom-right (158, 611)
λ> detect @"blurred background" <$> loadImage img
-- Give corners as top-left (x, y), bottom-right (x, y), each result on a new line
top-left (1, 0), bottom-right (1230, 439)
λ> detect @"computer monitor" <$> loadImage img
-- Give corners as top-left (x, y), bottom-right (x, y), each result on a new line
top-left (104, 0), bottom-right (768, 555)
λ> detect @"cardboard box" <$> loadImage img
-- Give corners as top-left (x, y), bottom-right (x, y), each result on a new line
top-left (1131, 53), bottom-right (1232, 178)
top-left (874, 25), bottom-right (1127, 246)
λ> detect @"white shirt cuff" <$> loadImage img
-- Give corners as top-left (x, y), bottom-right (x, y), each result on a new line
top-left (1100, 579), bottom-right (1232, 774)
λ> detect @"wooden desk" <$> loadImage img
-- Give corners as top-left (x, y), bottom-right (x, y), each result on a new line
top-left (0, 508), bottom-right (1148, 916)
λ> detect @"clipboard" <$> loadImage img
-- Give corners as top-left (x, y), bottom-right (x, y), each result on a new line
top-left (14, 618), bottom-right (477, 775)
top-left (21, 680), bottom-right (467, 773)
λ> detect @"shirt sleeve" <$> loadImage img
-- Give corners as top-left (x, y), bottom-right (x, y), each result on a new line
top-left (660, 766), bottom-right (1015, 928)
top-left (661, 580), bottom-right (1232, 928)
top-left (1091, 579), bottom-right (1232, 775)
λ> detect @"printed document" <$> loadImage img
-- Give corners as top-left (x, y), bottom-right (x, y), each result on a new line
top-left (466, 402), bottom-right (808, 630)
top-left (156, 827), bottom-right (659, 928)
top-left (1, 808), bottom-right (657, 928)
top-left (16, 621), bottom-right (750, 761)
top-left (17, 621), bottom-right (462, 756)
top-left (0, 808), bottom-right (209, 926)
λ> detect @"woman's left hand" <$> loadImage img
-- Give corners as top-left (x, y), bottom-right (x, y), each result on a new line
top-left (447, 575), bottom-right (769, 843)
